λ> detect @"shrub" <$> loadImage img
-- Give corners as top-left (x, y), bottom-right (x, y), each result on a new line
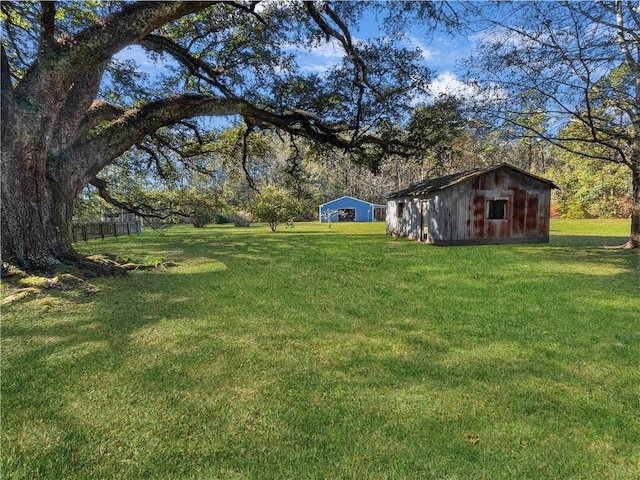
top-left (214, 214), bottom-right (230, 224)
top-left (250, 187), bottom-right (300, 232)
top-left (227, 211), bottom-right (252, 227)
top-left (191, 212), bottom-right (213, 228)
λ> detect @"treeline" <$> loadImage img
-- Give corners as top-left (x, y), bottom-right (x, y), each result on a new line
top-left (75, 111), bottom-right (632, 228)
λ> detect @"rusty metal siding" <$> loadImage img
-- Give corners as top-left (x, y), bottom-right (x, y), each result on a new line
top-left (387, 164), bottom-right (554, 245)
top-left (471, 194), bottom-right (485, 238)
top-left (513, 189), bottom-right (526, 235)
top-left (525, 195), bottom-right (539, 234)
top-left (454, 169), bottom-right (552, 243)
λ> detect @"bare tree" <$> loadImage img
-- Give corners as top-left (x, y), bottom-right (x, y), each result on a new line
top-left (464, 0), bottom-right (640, 248)
top-left (320, 208), bottom-right (340, 228)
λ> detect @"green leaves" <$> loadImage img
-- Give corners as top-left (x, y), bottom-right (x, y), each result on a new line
top-left (250, 186), bottom-right (300, 232)
top-left (548, 123), bottom-right (633, 219)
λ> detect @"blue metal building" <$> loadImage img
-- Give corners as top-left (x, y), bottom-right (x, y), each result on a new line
top-left (318, 196), bottom-right (386, 223)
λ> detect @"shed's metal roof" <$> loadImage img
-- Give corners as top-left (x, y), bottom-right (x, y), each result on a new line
top-left (387, 163), bottom-right (558, 199)
top-left (319, 195), bottom-right (376, 208)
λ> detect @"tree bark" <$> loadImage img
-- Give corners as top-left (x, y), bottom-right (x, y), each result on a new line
top-left (1, 139), bottom-right (78, 269)
top-left (627, 160), bottom-right (640, 249)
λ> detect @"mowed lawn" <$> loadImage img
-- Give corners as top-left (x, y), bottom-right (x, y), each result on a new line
top-left (2, 219), bottom-right (639, 479)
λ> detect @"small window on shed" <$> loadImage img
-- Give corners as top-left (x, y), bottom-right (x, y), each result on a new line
top-left (397, 201), bottom-right (405, 218)
top-left (487, 199), bottom-right (507, 219)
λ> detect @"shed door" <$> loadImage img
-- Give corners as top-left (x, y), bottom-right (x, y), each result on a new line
top-left (525, 196), bottom-right (539, 235)
top-left (513, 189), bottom-right (526, 236)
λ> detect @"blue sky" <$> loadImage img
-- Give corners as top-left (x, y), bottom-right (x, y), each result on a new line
top-left (116, 35), bottom-right (472, 90)
top-left (304, 6), bottom-right (478, 99)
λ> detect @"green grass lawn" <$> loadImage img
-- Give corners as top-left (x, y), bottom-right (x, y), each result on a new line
top-left (2, 219), bottom-right (639, 479)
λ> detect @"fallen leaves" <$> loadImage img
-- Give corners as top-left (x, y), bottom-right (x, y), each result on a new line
top-left (466, 434), bottom-right (480, 445)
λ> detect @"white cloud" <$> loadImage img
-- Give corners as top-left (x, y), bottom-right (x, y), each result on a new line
top-left (113, 45), bottom-right (158, 73)
top-left (309, 40), bottom-right (344, 59)
top-left (429, 71), bottom-right (475, 99)
top-left (420, 71), bottom-right (509, 108)
top-left (286, 39), bottom-right (345, 73)
top-left (404, 34), bottom-right (438, 61)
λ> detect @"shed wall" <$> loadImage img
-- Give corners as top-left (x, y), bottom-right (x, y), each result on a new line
top-left (386, 197), bottom-right (423, 240)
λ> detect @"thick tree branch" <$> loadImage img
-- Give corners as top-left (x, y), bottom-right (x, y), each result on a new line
top-left (66, 91), bottom-right (414, 197)
top-left (79, 96), bottom-right (245, 167)
top-left (16, 2), bottom-right (215, 101)
top-left (77, 101), bottom-right (127, 138)
top-left (70, 1), bottom-right (212, 67)
top-left (136, 34), bottom-right (232, 96)
top-left (39, 1), bottom-right (56, 55)
top-left (51, 61), bottom-right (110, 155)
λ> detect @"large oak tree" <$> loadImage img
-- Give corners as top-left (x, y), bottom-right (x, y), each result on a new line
top-left (1, 1), bottom-right (453, 269)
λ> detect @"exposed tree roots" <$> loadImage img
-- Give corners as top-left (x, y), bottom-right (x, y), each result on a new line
top-left (1, 254), bottom-right (178, 305)
top-left (606, 240), bottom-right (640, 250)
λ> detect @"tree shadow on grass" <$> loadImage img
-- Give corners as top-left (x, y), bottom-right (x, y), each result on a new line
top-left (549, 234), bottom-right (632, 248)
top-left (4, 226), bottom-right (639, 479)
top-left (1, 273), bottom-right (201, 478)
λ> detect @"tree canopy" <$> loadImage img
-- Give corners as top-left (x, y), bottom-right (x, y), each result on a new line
top-left (0, 0), bottom-right (458, 269)
top-left (250, 186), bottom-right (300, 232)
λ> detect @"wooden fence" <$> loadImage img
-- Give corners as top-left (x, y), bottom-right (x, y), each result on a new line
top-left (72, 222), bottom-right (142, 242)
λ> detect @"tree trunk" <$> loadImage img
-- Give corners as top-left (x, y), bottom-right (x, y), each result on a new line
top-left (1, 146), bottom-right (78, 270)
top-left (628, 162), bottom-right (640, 249)
top-left (1, 64), bottom-right (78, 270)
